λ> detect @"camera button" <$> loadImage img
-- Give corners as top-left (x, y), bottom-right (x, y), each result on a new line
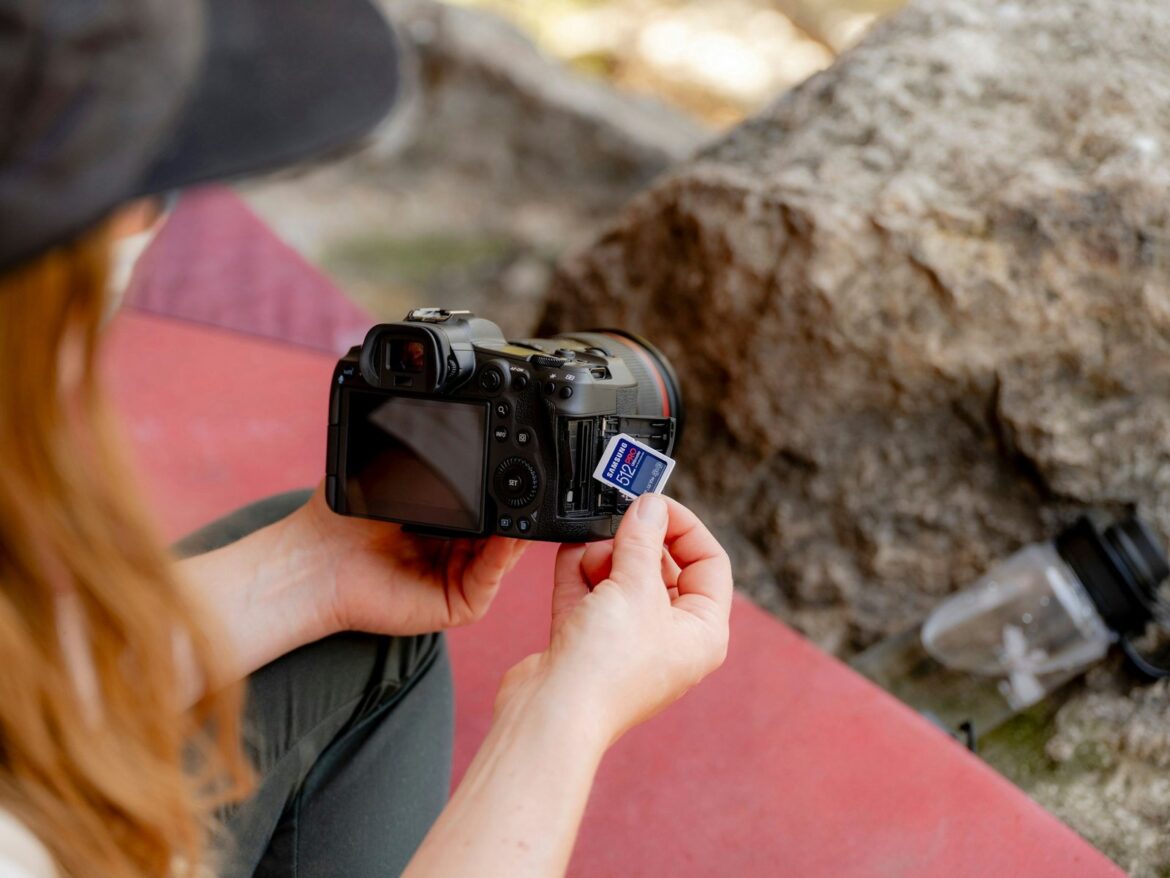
top-left (516, 517), bottom-right (533, 535)
top-left (543, 381), bottom-right (557, 395)
top-left (558, 385), bottom-right (574, 399)
top-left (494, 401), bottom-right (511, 418)
top-left (511, 373), bottom-right (529, 390)
top-left (497, 515), bottom-right (513, 531)
top-left (493, 426), bottom-right (509, 442)
top-left (478, 367), bottom-right (503, 392)
top-left (516, 429), bottom-right (532, 447)
top-left (495, 458), bottom-right (540, 508)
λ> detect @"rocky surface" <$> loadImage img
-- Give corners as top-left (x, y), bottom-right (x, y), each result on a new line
top-left (539, 0), bottom-right (1170, 871)
top-left (239, 0), bottom-right (708, 337)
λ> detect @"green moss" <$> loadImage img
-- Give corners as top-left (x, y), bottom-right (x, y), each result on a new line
top-left (979, 699), bottom-right (1061, 788)
top-left (323, 233), bottom-right (517, 288)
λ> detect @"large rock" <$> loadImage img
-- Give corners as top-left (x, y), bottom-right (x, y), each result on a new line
top-left (540, 0), bottom-right (1170, 870)
top-left (543, 0), bottom-right (1170, 648)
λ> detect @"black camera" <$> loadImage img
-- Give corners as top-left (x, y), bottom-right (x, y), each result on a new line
top-left (325, 308), bottom-right (682, 541)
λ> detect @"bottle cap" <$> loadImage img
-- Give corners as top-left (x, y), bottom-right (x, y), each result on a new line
top-left (1055, 516), bottom-right (1169, 634)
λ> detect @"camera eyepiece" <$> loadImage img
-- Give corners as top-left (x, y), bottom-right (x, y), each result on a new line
top-left (358, 309), bottom-right (500, 394)
top-left (359, 323), bottom-right (448, 392)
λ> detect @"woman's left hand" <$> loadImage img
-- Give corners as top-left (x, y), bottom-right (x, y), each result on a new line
top-left (287, 483), bottom-right (528, 636)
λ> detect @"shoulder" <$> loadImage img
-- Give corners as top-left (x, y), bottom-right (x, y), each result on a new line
top-left (0, 810), bottom-right (57, 878)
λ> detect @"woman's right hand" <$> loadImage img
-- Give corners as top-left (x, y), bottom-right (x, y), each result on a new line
top-left (498, 493), bottom-right (733, 745)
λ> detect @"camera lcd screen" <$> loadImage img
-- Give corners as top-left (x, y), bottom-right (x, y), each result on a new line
top-left (343, 392), bottom-right (487, 531)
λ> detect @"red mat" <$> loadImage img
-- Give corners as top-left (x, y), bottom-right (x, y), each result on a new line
top-left (124, 187), bottom-right (372, 355)
top-left (103, 310), bottom-right (1121, 877)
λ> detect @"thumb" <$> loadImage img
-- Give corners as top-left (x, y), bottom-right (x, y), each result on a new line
top-left (463, 537), bottom-right (521, 599)
top-left (608, 494), bottom-right (669, 594)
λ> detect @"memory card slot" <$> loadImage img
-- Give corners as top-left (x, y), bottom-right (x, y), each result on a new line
top-left (560, 417), bottom-right (598, 516)
top-left (604, 416), bottom-right (674, 454)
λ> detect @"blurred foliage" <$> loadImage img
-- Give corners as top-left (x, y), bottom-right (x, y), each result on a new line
top-left (449, 0), bottom-right (906, 125)
top-left (325, 233), bottom-right (519, 289)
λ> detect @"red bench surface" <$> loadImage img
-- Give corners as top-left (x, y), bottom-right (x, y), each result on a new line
top-left (100, 190), bottom-right (1121, 877)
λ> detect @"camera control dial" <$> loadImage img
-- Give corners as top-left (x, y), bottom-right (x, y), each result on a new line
top-left (494, 457), bottom-right (540, 508)
top-left (478, 367), bottom-right (503, 392)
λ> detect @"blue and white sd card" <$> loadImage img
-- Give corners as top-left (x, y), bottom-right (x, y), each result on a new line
top-left (592, 433), bottom-right (676, 500)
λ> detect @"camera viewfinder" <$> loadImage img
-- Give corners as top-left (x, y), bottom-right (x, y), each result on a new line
top-left (389, 340), bottom-right (426, 374)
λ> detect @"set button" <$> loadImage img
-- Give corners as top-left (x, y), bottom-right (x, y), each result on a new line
top-left (494, 457), bottom-right (539, 508)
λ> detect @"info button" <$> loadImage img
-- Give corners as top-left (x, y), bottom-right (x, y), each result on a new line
top-left (493, 426), bottom-right (509, 442)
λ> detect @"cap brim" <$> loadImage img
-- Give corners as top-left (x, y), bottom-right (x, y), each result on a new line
top-left (136, 0), bottom-right (399, 196)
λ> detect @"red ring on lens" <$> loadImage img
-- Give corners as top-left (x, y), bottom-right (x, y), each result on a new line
top-left (598, 331), bottom-right (670, 419)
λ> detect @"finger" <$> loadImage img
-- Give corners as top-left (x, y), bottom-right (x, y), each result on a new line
top-left (660, 497), bottom-right (729, 569)
top-left (551, 544), bottom-right (590, 636)
top-left (661, 548), bottom-right (681, 589)
top-left (580, 541), bottom-right (615, 588)
top-left (458, 537), bottom-right (522, 618)
top-left (466, 537), bottom-right (524, 591)
top-left (672, 548), bottom-right (734, 625)
top-left (506, 538), bottom-right (530, 569)
top-left (608, 494), bottom-right (670, 597)
top-left (658, 498), bottom-right (733, 622)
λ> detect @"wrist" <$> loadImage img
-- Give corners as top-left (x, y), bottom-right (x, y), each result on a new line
top-left (176, 509), bottom-right (341, 686)
top-left (495, 656), bottom-right (616, 757)
top-left (265, 509), bottom-right (344, 642)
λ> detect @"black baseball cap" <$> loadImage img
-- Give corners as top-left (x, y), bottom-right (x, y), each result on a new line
top-left (0, 0), bottom-right (400, 270)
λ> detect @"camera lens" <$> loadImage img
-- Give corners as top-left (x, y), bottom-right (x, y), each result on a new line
top-left (560, 330), bottom-right (684, 447)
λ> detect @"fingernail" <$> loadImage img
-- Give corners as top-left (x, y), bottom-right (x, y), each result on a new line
top-left (635, 494), bottom-right (667, 524)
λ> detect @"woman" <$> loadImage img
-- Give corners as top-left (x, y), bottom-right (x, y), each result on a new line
top-left (0, 1), bottom-right (733, 877)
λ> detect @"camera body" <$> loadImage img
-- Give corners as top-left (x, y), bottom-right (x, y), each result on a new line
top-left (326, 309), bottom-right (681, 542)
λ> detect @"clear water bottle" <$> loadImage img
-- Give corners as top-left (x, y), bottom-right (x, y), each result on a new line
top-left (852, 516), bottom-right (1169, 741)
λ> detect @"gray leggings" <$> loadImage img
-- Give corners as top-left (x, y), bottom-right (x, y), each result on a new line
top-left (175, 490), bottom-right (453, 878)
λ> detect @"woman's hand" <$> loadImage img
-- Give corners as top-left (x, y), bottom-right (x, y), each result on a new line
top-left (288, 483), bottom-right (528, 636)
top-left (498, 493), bottom-right (733, 745)
top-left (403, 494), bottom-right (731, 878)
